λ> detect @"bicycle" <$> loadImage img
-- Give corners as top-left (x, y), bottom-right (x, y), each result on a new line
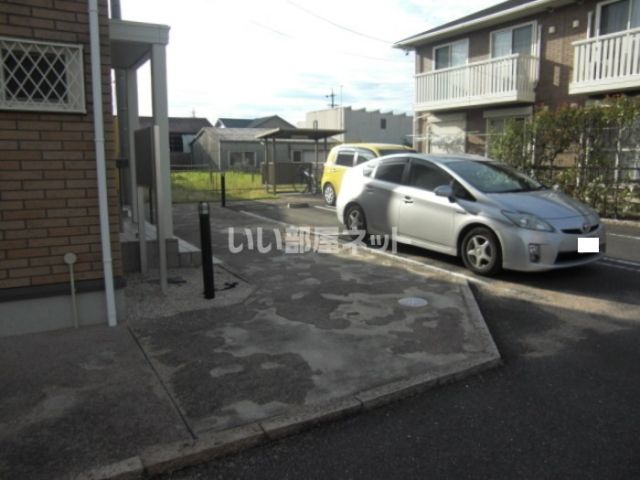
top-left (294, 166), bottom-right (319, 195)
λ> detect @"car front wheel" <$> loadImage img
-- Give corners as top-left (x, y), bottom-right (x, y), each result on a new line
top-left (323, 183), bottom-right (336, 206)
top-left (461, 227), bottom-right (502, 276)
top-left (344, 204), bottom-right (367, 237)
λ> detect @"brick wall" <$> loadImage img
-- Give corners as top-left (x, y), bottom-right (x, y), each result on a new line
top-left (0, 0), bottom-right (122, 290)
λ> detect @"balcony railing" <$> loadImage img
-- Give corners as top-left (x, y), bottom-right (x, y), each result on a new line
top-left (415, 54), bottom-right (539, 111)
top-left (570, 27), bottom-right (640, 95)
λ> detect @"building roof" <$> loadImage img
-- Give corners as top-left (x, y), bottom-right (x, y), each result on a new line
top-left (215, 118), bottom-right (253, 128)
top-left (256, 128), bottom-right (345, 141)
top-left (395, 0), bottom-right (571, 48)
top-left (140, 116), bottom-right (212, 133)
top-left (215, 115), bottom-right (296, 129)
top-left (201, 127), bottom-right (271, 142)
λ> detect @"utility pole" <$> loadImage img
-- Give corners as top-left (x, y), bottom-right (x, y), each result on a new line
top-left (326, 88), bottom-right (336, 108)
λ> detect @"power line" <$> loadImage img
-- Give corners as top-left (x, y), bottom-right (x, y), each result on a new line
top-left (251, 21), bottom-right (294, 39)
top-left (286, 0), bottom-right (393, 44)
top-left (247, 19), bottom-right (405, 63)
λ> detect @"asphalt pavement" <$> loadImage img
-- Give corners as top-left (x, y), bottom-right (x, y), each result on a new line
top-left (161, 197), bottom-right (640, 480)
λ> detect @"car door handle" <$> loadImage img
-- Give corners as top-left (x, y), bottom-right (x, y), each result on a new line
top-left (404, 196), bottom-right (414, 204)
top-left (365, 186), bottom-right (374, 193)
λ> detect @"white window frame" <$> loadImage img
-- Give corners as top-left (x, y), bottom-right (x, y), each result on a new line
top-left (594, 0), bottom-right (640, 36)
top-left (489, 21), bottom-right (538, 58)
top-left (0, 36), bottom-right (85, 113)
top-left (432, 38), bottom-right (469, 70)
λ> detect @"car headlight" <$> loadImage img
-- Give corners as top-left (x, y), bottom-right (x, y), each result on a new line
top-left (502, 211), bottom-right (554, 232)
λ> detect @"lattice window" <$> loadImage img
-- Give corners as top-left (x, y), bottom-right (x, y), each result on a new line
top-left (0, 37), bottom-right (85, 113)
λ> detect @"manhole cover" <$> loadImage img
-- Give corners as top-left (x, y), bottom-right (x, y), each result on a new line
top-left (398, 297), bottom-right (428, 308)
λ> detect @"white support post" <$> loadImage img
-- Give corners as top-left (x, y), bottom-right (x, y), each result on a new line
top-left (153, 125), bottom-right (168, 293)
top-left (127, 68), bottom-right (140, 222)
top-left (137, 186), bottom-right (147, 275)
top-left (151, 43), bottom-right (173, 240)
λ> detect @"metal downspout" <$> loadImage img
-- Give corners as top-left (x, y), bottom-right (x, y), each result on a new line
top-left (89, 0), bottom-right (117, 327)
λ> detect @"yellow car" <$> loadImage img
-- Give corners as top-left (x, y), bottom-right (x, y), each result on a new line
top-left (321, 143), bottom-right (416, 205)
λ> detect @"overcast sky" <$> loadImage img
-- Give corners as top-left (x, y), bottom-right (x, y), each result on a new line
top-left (119, 0), bottom-right (498, 125)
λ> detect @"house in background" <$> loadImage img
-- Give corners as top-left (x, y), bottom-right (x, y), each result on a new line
top-left (395, 0), bottom-right (640, 155)
top-left (140, 116), bottom-right (212, 169)
top-left (0, 0), bottom-right (172, 336)
top-left (191, 127), bottom-right (335, 170)
top-left (303, 106), bottom-right (413, 145)
top-left (214, 115), bottom-right (295, 129)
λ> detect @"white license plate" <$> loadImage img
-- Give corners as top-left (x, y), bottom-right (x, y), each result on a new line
top-left (578, 237), bottom-right (600, 253)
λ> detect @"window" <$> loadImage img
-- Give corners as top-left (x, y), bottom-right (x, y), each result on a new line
top-left (335, 151), bottom-right (355, 166)
top-left (487, 116), bottom-right (527, 134)
top-left (491, 23), bottom-right (535, 57)
top-left (292, 151), bottom-right (302, 162)
top-left (182, 134), bottom-right (195, 153)
top-left (446, 160), bottom-right (543, 193)
top-left (407, 161), bottom-right (451, 191)
top-left (169, 134), bottom-right (183, 153)
top-left (375, 160), bottom-right (406, 184)
top-left (434, 39), bottom-right (468, 70)
top-left (381, 118), bottom-right (387, 129)
top-left (355, 148), bottom-right (376, 165)
top-left (597, 0), bottom-right (640, 35)
top-left (0, 37), bottom-right (85, 112)
top-left (229, 151), bottom-right (256, 168)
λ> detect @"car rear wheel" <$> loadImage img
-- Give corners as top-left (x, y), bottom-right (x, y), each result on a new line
top-left (344, 204), bottom-right (367, 238)
top-left (461, 227), bottom-right (502, 276)
top-left (323, 183), bottom-right (336, 206)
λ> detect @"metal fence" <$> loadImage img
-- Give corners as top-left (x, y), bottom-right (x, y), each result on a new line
top-left (170, 163), bottom-right (323, 204)
top-left (423, 131), bottom-right (640, 219)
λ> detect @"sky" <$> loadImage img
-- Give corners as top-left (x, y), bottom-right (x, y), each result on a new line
top-left (119, 0), bottom-right (498, 126)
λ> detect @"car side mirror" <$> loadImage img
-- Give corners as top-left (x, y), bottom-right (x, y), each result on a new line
top-left (434, 185), bottom-right (455, 202)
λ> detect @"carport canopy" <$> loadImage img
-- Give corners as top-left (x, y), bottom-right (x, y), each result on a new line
top-left (256, 128), bottom-right (344, 141)
top-left (256, 127), bottom-right (344, 170)
top-left (256, 128), bottom-right (344, 193)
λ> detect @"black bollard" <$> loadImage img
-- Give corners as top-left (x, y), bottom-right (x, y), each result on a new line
top-left (198, 202), bottom-right (215, 299)
top-left (220, 173), bottom-right (226, 208)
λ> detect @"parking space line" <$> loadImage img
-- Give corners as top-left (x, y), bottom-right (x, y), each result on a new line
top-left (313, 205), bottom-right (336, 213)
top-left (239, 209), bottom-right (492, 286)
top-left (239, 210), bottom-right (292, 228)
top-left (599, 261), bottom-right (640, 273)
top-left (603, 257), bottom-right (640, 268)
top-left (608, 233), bottom-right (640, 241)
top-left (362, 246), bottom-right (493, 287)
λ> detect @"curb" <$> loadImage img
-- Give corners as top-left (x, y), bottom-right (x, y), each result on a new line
top-left (76, 284), bottom-right (501, 480)
top-left (602, 218), bottom-right (640, 228)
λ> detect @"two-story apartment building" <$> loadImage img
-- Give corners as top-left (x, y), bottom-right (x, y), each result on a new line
top-left (395, 0), bottom-right (640, 154)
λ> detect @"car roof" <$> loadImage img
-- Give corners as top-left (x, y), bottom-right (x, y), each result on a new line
top-left (334, 143), bottom-right (414, 151)
top-left (386, 153), bottom-right (493, 164)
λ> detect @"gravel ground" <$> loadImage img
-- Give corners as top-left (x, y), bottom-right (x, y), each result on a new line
top-left (124, 265), bottom-right (254, 321)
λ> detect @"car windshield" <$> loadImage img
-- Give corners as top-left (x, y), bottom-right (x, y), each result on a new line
top-left (446, 160), bottom-right (545, 193)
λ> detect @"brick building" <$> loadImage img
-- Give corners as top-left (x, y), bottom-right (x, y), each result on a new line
top-left (0, 0), bottom-right (171, 335)
top-left (395, 0), bottom-right (640, 154)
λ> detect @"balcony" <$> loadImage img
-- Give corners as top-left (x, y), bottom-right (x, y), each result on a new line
top-left (570, 28), bottom-right (640, 95)
top-left (415, 54), bottom-right (539, 112)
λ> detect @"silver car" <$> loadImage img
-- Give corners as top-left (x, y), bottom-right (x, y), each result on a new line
top-left (336, 153), bottom-right (606, 276)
